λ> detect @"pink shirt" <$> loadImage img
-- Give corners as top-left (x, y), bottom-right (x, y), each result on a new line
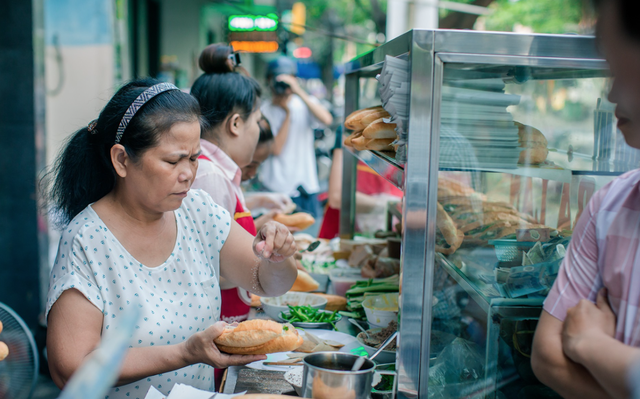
top-left (192, 139), bottom-right (245, 213)
top-left (545, 169), bottom-right (640, 346)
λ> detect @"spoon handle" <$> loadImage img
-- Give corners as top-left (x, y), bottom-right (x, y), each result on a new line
top-left (370, 331), bottom-right (398, 361)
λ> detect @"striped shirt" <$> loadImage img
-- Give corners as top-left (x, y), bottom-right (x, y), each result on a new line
top-left (544, 169), bottom-right (640, 346)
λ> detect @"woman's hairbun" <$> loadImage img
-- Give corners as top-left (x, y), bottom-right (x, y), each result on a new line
top-left (199, 43), bottom-right (234, 74)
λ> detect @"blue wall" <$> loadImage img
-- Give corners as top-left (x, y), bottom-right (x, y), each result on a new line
top-left (45, 0), bottom-right (113, 46)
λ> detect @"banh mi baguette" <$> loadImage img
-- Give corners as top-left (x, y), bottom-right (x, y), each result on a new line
top-left (452, 208), bottom-right (538, 226)
top-left (515, 122), bottom-right (548, 164)
top-left (519, 147), bottom-right (549, 165)
top-left (364, 138), bottom-right (395, 151)
top-left (360, 108), bottom-right (391, 127)
top-left (457, 213), bottom-right (533, 234)
top-left (274, 212), bottom-right (315, 230)
top-left (311, 293), bottom-right (348, 311)
top-left (515, 121), bottom-right (548, 147)
top-left (362, 118), bottom-right (397, 139)
top-left (345, 106), bottom-right (384, 130)
top-left (343, 130), bottom-right (363, 147)
top-left (214, 319), bottom-right (303, 355)
top-left (290, 270), bottom-right (320, 292)
top-left (437, 178), bottom-right (478, 198)
top-left (351, 135), bottom-right (369, 151)
top-left (436, 202), bottom-right (461, 247)
top-left (436, 229), bottom-right (464, 255)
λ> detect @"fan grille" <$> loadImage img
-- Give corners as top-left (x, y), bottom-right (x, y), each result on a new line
top-left (0, 303), bottom-right (39, 399)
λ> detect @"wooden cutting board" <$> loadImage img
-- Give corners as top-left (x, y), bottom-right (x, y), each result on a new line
top-left (234, 369), bottom-right (298, 396)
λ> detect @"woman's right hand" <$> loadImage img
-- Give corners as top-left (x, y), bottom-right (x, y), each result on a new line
top-left (181, 322), bottom-right (266, 368)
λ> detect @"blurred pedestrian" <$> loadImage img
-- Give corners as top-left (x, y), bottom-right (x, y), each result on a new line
top-left (260, 57), bottom-right (333, 221)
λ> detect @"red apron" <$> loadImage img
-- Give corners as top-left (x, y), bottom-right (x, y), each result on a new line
top-left (318, 162), bottom-right (403, 239)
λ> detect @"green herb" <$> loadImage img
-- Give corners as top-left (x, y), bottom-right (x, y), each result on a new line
top-left (283, 325), bottom-right (289, 331)
top-left (281, 305), bottom-right (341, 329)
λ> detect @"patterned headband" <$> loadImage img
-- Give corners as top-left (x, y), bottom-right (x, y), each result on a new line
top-left (114, 82), bottom-right (180, 144)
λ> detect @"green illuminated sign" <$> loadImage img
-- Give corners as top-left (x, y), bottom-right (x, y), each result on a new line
top-left (228, 13), bottom-right (278, 32)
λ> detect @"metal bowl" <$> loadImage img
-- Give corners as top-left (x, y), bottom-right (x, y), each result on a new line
top-left (260, 293), bottom-right (327, 321)
top-left (355, 329), bottom-right (396, 364)
top-left (302, 352), bottom-right (376, 399)
top-left (279, 310), bottom-right (343, 330)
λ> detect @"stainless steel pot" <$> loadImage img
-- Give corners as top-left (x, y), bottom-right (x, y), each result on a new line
top-left (302, 352), bottom-right (376, 399)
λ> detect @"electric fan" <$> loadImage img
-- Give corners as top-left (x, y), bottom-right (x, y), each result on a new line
top-left (0, 302), bottom-right (39, 399)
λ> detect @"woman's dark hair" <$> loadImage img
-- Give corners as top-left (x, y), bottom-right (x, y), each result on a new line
top-left (198, 43), bottom-right (234, 74)
top-left (42, 77), bottom-right (203, 227)
top-left (594, 0), bottom-right (640, 41)
top-left (191, 46), bottom-right (262, 137)
top-left (258, 116), bottom-right (274, 144)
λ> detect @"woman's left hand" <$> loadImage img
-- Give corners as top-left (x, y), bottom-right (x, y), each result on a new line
top-left (253, 221), bottom-right (297, 262)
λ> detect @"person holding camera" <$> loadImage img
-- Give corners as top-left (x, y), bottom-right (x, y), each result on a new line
top-left (259, 57), bottom-right (333, 224)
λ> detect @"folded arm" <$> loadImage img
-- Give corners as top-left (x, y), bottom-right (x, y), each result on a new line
top-left (531, 310), bottom-right (613, 399)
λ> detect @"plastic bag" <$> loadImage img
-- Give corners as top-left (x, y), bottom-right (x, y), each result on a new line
top-left (428, 337), bottom-right (485, 399)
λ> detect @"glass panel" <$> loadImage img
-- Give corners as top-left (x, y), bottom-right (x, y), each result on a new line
top-left (431, 63), bottom-right (638, 398)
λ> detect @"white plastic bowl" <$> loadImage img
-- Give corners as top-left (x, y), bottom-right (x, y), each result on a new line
top-left (260, 292), bottom-right (327, 321)
top-left (362, 293), bottom-right (399, 328)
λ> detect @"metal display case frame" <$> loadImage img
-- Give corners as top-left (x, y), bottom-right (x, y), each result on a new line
top-left (340, 29), bottom-right (607, 398)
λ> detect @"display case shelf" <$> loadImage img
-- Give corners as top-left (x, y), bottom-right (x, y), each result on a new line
top-left (436, 253), bottom-right (545, 314)
top-left (340, 29), bottom-right (621, 399)
top-left (348, 146), bottom-right (628, 188)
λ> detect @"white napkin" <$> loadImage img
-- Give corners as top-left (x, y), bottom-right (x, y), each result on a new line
top-left (144, 384), bottom-right (247, 399)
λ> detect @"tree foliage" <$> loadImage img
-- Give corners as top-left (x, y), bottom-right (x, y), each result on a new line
top-left (482, 0), bottom-right (584, 34)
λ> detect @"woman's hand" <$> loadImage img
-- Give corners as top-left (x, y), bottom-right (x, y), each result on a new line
top-left (261, 193), bottom-right (294, 212)
top-left (181, 322), bottom-right (266, 368)
top-left (253, 221), bottom-right (297, 262)
top-left (562, 288), bottom-right (616, 364)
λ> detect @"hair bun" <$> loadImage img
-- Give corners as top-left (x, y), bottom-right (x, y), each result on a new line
top-left (199, 43), bottom-right (234, 74)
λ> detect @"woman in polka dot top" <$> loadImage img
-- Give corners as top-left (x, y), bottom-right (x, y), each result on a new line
top-left (41, 78), bottom-right (298, 399)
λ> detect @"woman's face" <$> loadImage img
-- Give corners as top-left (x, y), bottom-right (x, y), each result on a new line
top-left (241, 141), bottom-right (273, 182)
top-left (234, 108), bottom-right (262, 167)
top-left (600, 1), bottom-right (640, 148)
top-left (122, 121), bottom-right (201, 213)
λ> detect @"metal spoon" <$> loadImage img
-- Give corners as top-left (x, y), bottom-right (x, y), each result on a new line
top-left (369, 331), bottom-right (398, 362)
top-left (351, 356), bottom-right (366, 371)
top-left (349, 318), bottom-right (370, 339)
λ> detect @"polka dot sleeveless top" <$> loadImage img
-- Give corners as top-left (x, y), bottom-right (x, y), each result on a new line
top-left (46, 190), bottom-right (230, 399)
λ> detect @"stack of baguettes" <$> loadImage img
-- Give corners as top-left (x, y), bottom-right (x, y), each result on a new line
top-left (436, 178), bottom-right (548, 253)
top-left (343, 105), bottom-right (398, 152)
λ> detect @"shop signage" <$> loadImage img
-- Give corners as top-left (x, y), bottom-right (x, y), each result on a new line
top-left (228, 14), bottom-right (278, 32)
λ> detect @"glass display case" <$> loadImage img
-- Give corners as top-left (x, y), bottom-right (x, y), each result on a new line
top-left (340, 30), bottom-right (640, 398)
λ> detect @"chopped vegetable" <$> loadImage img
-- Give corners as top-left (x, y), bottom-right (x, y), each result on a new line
top-left (280, 305), bottom-right (340, 330)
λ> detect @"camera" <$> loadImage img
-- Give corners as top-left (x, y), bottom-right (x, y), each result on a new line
top-left (272, 80), bottom-right (290, 95)
top-left (228, 52), bottom-right (241, 67)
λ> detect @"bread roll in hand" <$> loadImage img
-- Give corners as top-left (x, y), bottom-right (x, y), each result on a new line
top-left (274, 212), bottom-right (315, 231)
top-left (214, 319), bottom-right (303, 355)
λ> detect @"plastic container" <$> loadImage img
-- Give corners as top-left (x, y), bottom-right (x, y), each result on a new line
top-left (362, 293), bottom-right (399, 328)
top-left (329, 268), bottom-right (369, 297)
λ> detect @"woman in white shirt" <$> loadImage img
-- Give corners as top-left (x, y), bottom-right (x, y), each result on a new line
top-left (42, 78), bottom-right (298, 399)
